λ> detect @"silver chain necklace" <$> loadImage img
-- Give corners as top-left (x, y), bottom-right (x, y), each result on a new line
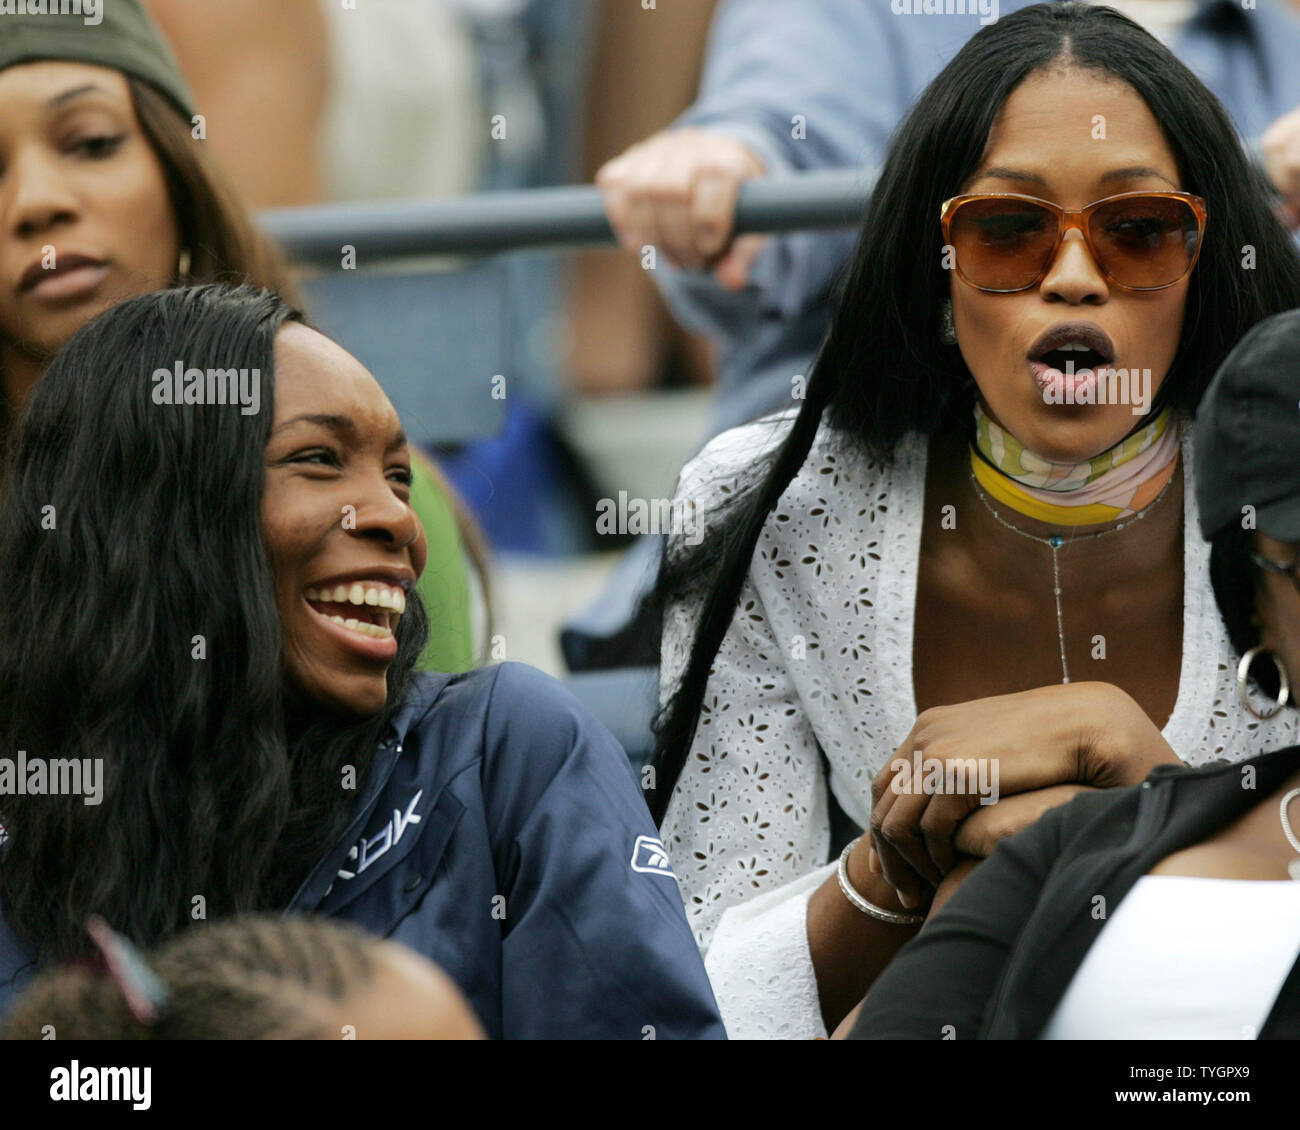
top-left (967, 464), bottom-right (1177, 685)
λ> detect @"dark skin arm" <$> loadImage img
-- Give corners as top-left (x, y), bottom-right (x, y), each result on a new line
top-left (807, 848), bottom-right (930, 1033)
top-left (827, 785), bottom-right (1092, 1038)
top-left (807, 685), bottom-right (1171, 1034)
top-left (869, 682), bottom-right (1178, 904)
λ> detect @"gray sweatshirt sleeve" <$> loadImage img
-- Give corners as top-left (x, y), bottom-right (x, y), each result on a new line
top-left (651, 0), bottom-right (971, 424)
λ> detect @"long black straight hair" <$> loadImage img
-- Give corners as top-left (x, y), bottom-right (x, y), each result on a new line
top-left (648, 2), bottom-right (1300, 823)
top-left (0, 284), bottom-right (429, 967)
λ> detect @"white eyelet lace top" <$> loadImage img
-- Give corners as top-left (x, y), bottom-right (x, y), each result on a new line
top-left (659, 411), bottom-right (1300, 1040)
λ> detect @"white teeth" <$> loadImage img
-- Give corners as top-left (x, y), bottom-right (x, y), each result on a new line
top-left (308, 581), bottom-right (406, 618)
top-left (327, 614), bottom-right (393, 640)
top-left (1057, 342), bottom-right (1089, 351)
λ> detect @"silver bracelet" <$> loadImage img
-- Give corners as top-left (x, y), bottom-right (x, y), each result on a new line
top-left (837, 837), bottom-right (925, 926)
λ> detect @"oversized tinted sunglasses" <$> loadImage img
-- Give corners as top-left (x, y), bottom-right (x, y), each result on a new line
top-left (939, 191), bottom-right (1208, 293)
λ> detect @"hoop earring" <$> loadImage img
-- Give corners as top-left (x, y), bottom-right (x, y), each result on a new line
top-left (176, 247), bottom-right (192, 283)
top-left (939, 299), bottom-right (957, 345)
top-left (1237, 645), bottom-right (1292, 720)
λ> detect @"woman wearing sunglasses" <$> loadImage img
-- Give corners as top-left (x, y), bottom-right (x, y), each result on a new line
top-left (846, 307), bottom-right (1300, 1040)
top-left (648, 2), bottom-right (1300, 1039)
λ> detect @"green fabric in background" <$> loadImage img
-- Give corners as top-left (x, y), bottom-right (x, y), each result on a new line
top-left (408, 450), bottom-right (475, 673)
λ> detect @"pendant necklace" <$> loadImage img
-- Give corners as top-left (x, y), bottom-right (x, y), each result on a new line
top-left (967, 466), bottom-right (1176, 685)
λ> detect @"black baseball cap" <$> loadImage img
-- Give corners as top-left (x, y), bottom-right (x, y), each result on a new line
top-left (1196, 307), bottom-right (1300, 543)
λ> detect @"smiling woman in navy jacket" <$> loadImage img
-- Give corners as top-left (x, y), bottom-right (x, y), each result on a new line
top-left (846, 309), bottom-right (1300, 1040)
top-left (0, 284), bottom-right (724, 1040)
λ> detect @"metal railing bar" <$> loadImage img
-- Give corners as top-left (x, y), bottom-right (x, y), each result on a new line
top-left (260, 169), bottom-right (874, 266)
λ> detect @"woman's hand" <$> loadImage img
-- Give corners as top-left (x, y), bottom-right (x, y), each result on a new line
top-left (596, 127), bottom-right (770, 287)
top-left (868, 682), bottom-right (1177, 905)
top-left (952, 784), bottom-right (1098, 858)
top-left (906, 788), bottom-right (1094, 918)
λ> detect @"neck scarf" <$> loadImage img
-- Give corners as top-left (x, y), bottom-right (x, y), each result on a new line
top-left (971, 402), bottom-right (1179, 526)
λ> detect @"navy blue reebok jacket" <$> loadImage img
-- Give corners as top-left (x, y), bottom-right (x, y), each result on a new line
top-left (0, 663), bottom-right (726, 1039)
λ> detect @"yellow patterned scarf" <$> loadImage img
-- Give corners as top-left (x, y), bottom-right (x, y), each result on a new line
top-left (971, 403), bottom-right (1178, 526)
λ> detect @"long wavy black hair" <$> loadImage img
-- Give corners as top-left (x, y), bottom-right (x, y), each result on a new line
top-left (0, 284), bottom-right (429, 968)
top-left (648, 2), bottom-right (1300, 822)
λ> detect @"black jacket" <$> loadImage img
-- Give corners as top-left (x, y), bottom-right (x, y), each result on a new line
top-left (850, 746), bottom-right (1300, 1039)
